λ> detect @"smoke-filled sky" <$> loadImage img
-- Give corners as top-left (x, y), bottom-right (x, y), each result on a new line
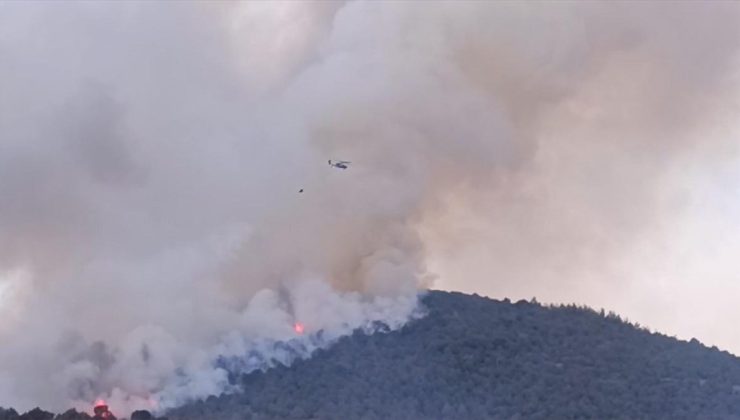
top-left (1, 0), bottom-right (740, 414)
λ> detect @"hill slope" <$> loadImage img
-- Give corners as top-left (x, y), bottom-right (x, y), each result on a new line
top-left (167, 291), bottom-right (740, 419)
top-left (4, 291), bottom-right (740, 419)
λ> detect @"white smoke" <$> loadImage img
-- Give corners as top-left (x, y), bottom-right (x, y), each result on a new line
top-left (0, 0), bottom-right (739, 415)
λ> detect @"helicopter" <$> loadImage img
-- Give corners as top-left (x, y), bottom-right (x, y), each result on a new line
top-left (328, 160), bottom-right (351, 169)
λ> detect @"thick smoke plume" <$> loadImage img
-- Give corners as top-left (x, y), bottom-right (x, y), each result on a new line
top-left (1, 0), bottom-right (740, 415)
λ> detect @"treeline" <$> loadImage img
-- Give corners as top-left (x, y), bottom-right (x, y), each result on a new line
top-left (167, 291), bottom-right (740, 419)
top-left (7, 291), bottom-right (740, 419)
top-left (0, 408), bottom-right (162, 420)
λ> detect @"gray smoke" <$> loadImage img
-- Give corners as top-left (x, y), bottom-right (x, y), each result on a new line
top-left (1, 0), bottom-right (739, 415)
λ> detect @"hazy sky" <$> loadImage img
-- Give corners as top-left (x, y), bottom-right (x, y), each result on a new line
top-left (1, 0), bottom-right (740, 413)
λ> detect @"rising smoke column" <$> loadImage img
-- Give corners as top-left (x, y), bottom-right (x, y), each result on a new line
top-left (1, 0), bottom-right (740, 415)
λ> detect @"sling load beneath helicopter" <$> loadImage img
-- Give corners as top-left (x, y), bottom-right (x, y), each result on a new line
top-left (299, 160), bottom-right (351, 193)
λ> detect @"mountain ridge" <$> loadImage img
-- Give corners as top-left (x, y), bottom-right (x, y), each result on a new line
top-left (4, 290), bottom-right (740, 419)
top-left (167, 290), bottom-right (740, 419)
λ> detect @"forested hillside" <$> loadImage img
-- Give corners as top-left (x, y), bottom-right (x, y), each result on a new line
top-left (5, 291), bottom-right (740, 419)
top-left (169, 291), bottom-right (740, 419)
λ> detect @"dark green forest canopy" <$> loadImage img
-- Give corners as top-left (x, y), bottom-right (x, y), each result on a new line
top-left (5, 291), bottom-right (740, 420)
top-left (167, 291), bottom-right (740, 420)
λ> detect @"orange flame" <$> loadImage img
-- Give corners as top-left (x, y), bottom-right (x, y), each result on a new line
top-left (294, 322), bottom-right (305, 334)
